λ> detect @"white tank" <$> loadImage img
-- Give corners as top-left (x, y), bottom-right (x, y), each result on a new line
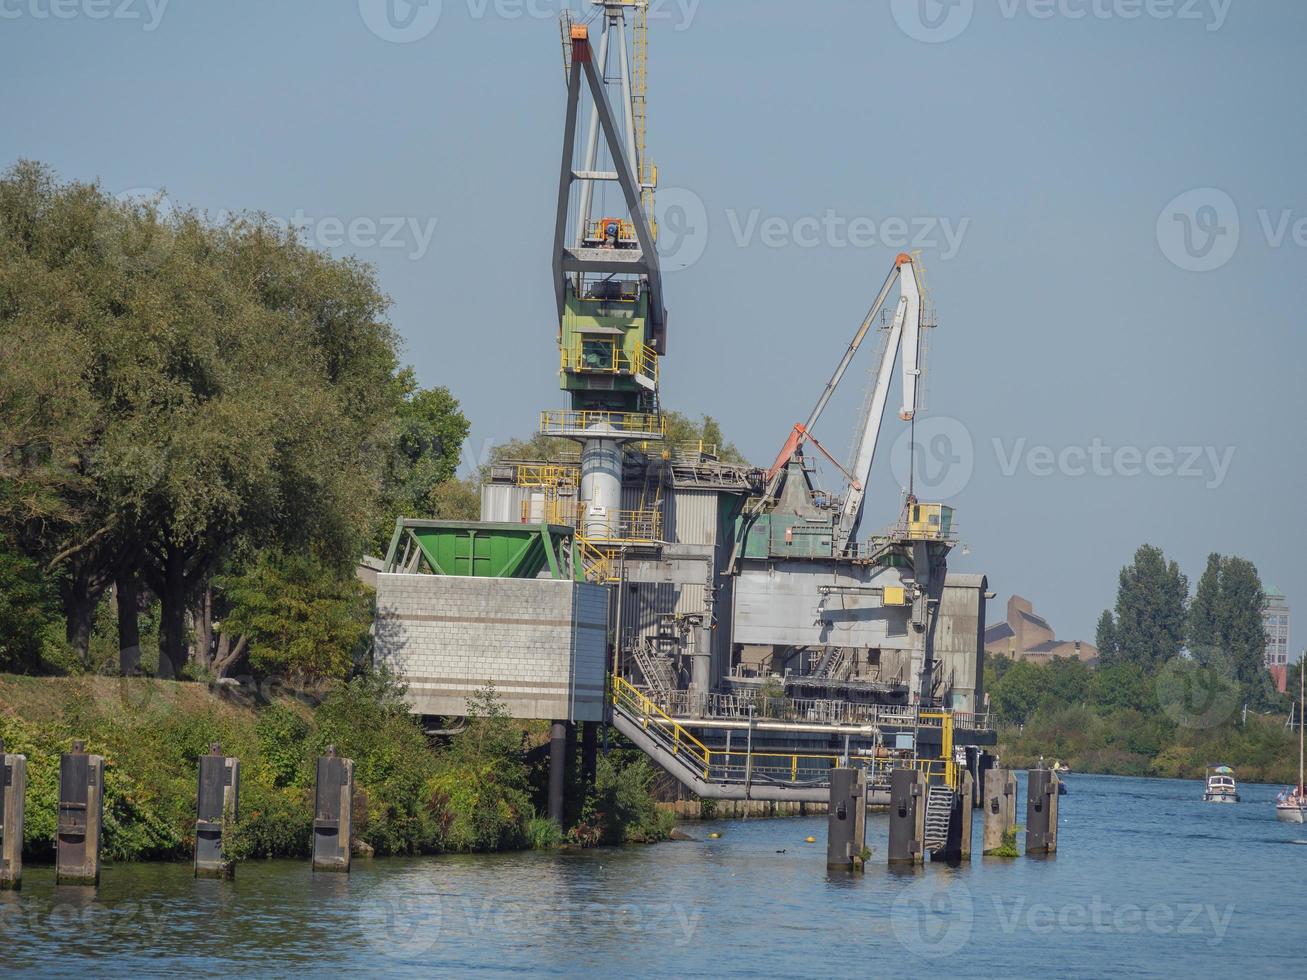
top-left (580, 438), bottom-right (623, 539)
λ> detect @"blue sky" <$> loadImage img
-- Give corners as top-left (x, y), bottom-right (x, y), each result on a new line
top-left (3, 0), bottom-right (1303, 649)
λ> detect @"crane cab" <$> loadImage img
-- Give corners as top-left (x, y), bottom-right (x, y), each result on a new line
top-left (906, 503), bottom-right (954, 541)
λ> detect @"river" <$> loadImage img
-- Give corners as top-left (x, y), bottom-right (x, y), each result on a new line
top-left (2, 773), bottom-right (1303, 976)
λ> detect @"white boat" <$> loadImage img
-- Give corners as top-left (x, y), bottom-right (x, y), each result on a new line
top-left (1203, 766), bottom-right (1240, 803)
top-left (1276, 670), bottom-right (1305, 824)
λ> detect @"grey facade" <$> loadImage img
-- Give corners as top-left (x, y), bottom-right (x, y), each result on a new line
top-left (374, 573), bottom-right (609, 721)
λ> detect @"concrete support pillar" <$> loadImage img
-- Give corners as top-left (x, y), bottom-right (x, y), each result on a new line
top-left (1025, 769), bottom-right (1059, 855)
top-left (982, 768), bottom-right (1018, 856)
top-left (194, 742), bottom-right (239, 879)
top-left (939, 772), bottom-right (974, 862)
top-left (56, 741), bottom-right (104, 886)
top-left (1, 739), bottom-right (27, 890)
top-left (312, 746), bottom-right (355, 873)
top-left (826, 767), bottom-right (867, 869)
top-left (581, 723), bottom-right (598, 789)
top-left (888, 768), bottom-right (926, 865)
top-left (548, 721), bottom-right (568, 825)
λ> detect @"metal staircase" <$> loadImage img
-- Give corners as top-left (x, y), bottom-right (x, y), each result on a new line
top-left (923, 783), bottom-right (954, 852)
top-left (628, 637), bottom-right (675, 702)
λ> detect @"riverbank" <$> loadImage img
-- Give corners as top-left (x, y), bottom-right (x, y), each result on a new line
top-left (0, 672), bottom-right (670, 864)
top-left (995, 708), bottom-right (1298, 784)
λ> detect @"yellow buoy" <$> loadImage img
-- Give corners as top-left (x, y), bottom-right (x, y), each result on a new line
top-left (804, 836), bottom-right (817, 843)
top-left (708, 831), bottom-right (722, 839)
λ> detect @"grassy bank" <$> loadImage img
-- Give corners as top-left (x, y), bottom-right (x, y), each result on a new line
top-left (0, 673), bottom-right (670, 863)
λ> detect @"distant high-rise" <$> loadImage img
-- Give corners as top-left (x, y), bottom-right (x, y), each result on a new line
top-left (1263, 587), bottom-right (1290, 693)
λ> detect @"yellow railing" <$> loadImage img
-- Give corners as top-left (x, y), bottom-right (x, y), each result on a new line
top-left (514, 463), bottom-right (578, 489)
top-left (539, 410), bottom-right (665, 438)
top-left (560, 339), bottom-right (658, 385)
top-left (919, 711), bottom-right (958, 789)
top-left (577, 536), bottom-right (616, 583)
top-left (612, 675), bottom-right (712, 778)
top-left (581, 507), bottom-right (662, 544)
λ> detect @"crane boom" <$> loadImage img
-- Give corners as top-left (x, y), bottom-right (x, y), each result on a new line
top-left (835, 254), bottom-right (923, 549)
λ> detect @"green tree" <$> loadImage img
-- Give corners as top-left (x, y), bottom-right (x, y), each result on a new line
top-left (990, 659), bottom-right (1048, 725)
top-left (1187, 553), bottom-right (1222, 659)
top-left (1112, 544), bottom-right (1188, 671)
top-left (0, 162), bottom-right (408, 674)
top-left (216, 551), bottom-right (373, 680)
top-left (1095, 609), bottom-right (1118, 663)
top-left (0, 536), bottom-right (57, 671)
top-left (1216, 556), bottom-right (1268, 704)
top-left (372, 371), bottom-right (470, 549)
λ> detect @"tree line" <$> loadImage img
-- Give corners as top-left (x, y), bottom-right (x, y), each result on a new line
top-left (0, 162), bottom-right (469, 679)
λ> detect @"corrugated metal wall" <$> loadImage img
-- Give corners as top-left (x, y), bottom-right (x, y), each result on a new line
top-left (481, 484), bottom-right (530, 523)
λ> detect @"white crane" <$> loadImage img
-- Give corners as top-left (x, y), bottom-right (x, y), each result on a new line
top-left (757, 252), bottom-right (926, 551)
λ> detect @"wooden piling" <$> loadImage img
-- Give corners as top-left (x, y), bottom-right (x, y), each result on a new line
top-left (982, 768), bottom-right (1018, 856)
top-left (194, 743), bottom-right (239, 879)
top-left (888, 768), bottom-right (926, 865)
top-left (312, 746), bottom-right (355, 873)
top-left (826, 767), bottom-right (868, 869)
top-left (1, 739), bottom-right (27, 889)
top-left (56, 741), bottom-right (104, 886)
top-left (1025, 769), bottom-right (1059, 855)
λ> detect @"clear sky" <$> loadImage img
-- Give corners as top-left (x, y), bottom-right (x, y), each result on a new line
top-left (3, 0), bottom-right (1303, 650)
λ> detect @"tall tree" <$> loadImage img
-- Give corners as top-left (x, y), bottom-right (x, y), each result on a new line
top-left (1112, 544), bottom-right (1188, 671)
top-left (1187, 552), bottom-right (1222, 661)
top-left (1216, 556), bottom-right (1267, 702)
top-left (1095, 609), bottom-right (1118, 663)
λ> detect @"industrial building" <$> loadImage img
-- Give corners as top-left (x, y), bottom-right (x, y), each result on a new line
top-left (373, 2), bottom-right (995, 818)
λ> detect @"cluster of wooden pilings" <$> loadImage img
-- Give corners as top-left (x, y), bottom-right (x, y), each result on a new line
top-left (826, 765), bottom-right (1060, 870)
top-left (0, 737), bottom-right (356, 890)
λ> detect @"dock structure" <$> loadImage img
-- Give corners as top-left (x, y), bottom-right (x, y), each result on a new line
top-left (371, 3), bottom-right (997, 827)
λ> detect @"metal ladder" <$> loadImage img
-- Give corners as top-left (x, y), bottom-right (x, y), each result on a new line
top-left (923, 784), bottom-right (954, 851)
top-left (813, 648), bottom-right (845, 679)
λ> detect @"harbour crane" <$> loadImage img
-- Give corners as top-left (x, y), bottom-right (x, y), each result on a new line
top-left (755, 252), bottom-right (928, 552)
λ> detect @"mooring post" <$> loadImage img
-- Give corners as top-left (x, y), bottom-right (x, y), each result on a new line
top-left (951, 771), bottom-right (974, 861)
top-left (56, 740), bottom-right (104, 886)
top-left (548, 720), bottom-right (568, 825)
top-left (888, 767), bottom-right (926, 865)
top-left (982, 768), bottom-right (1017, 856)
top-left (974, 750), bottom-right (995, 809)
top-left (194, 742), bottom-right (239, 879)
top-left (1025, 768), bottom-right (1059, 855)
top-left (312, 746), bottom-right (355, 873)
top-left (826, 767), bottom-right (868, 869)
top-left (1, 738), bottom-right (28, 890)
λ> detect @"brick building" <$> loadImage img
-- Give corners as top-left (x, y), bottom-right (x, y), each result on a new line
top-left (983, 595), bottom-right (1098, 665)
